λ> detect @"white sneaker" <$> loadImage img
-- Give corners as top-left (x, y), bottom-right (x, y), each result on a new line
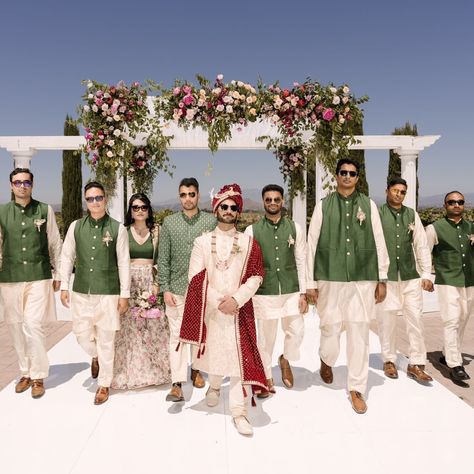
top-left (205, 387), bottom-right (220, 407)
top-left (233, 416), bottom-right (253, 436)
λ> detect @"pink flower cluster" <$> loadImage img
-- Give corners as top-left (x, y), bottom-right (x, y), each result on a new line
top-left (275, 148), bottom-right (305, 177)
top-left (129, 147), bottom-right (149, 172)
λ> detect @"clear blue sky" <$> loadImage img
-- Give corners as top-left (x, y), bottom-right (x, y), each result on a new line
top-left (0, 0), bottom-right (473, 205)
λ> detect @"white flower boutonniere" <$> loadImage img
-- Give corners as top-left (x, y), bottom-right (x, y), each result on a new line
top-left (33, 218), bottom-right (46, 232)
top-left (356, 207), bottom-right (366, 226)
top-left (287, 234), bottom-right (295, 247)
top-left (408, 222), bottom-right (415, 233)
top-left (102, 231), bottom-right (113, 247)
top-left (468, 234), bottom-right (474, 245)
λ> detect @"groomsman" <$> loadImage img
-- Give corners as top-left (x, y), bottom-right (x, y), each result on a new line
top-left (0, 168), bottom-right (62, 398)
top-left (245, 184), bottom-right (307, 396)
top-left (60, 181), bottom-right (130, 404)
top-left (306, 158), bottom-right (389, 414)
top-left (426, 191), bottom-right (474, 383)
top-left (158, 177), bottom-right (216, 402)
top-left (376, 178), bottom-right (433, 383)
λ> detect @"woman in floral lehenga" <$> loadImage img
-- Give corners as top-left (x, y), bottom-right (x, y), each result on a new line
top-left (112, 193), bottom-right (171, 389)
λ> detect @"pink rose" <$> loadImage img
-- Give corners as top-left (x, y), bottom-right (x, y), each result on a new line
top-left (173, 87), bottom-right (181, 95)
top-left (183, 94), bottom-right (194, 106)
top-left (148, 295), bottom-right (157, 304)
top-left (183, 85), bottom-right (192, 94)
top-left (322, 108), bottom-right (335, 121)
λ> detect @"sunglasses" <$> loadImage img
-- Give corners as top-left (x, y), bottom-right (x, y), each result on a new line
top-left (219, 204), bottom-right (239, 212)
top-left (12, 180), bottom-right (32, 188)
top-left (179, 192), bottom-right (196, 198)
top-left (264, 197), bottom-right (282, 204)
top-left (446, 199), bottom-right (465, 206)
top-left (338, 170), bottom-right (358, 177)
top-left (390, 189), bottom-right (407, 196)
top-left (131, 205), bottom-right (149, 212)
top-left (85, 195), bottom-right (105, 203)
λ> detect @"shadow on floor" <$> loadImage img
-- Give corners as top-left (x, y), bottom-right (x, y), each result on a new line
top-left (46, 362), bottom-right (89, 389)
top-left (427, 350), bottom-right (470, 389)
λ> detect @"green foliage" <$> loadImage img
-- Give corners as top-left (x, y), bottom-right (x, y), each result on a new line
top-left (418, 207), bottom-right (474, 226)
top-left (348, 117), bottom-right (368, 195)
top-left (154, 208), bottom-right (174, 225)
top-left (61, 116), bottom-right (83, 237)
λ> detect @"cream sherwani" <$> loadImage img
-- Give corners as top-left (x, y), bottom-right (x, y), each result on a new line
top-left (426, 223), bottom-right (474, 368)
top-left (307, 199), bottom-right (389, 393)
top-left (60, 220), bottom-right (130, 387)
top-left (376, 211), bottom-right (432, 365)
top-left (245, 222), bottom-right (306, 379)
top-left (189, 227), bottom-right (262, 416)
top-left (0, 205), bottom-right (61, 379)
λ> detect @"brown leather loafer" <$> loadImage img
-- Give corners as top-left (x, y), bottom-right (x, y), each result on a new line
top-left (279, 354), bottom-right (294, 388)
top-left (91, 357), bottom-right (99, 379)
top-left (94, 386), bottom-right (109, 405)
top-left (166, 383), bottom-right (185, 402)
top-left (407, 364), bottom-right (433, 383)
top-left (350, 391), bottom-right (367, 414)
top-left (15, 377), bottom-right (32, 393)
top-left (320, 358), bottom-right (333, 384)
top-left (31, 379), bottom-right (45, 398)
top-left (383, 361), bottom-right (398, 379)
top-left (191, 369), bottom-right (205, 389)
top-left (257, 378), bottom-right (275, 399)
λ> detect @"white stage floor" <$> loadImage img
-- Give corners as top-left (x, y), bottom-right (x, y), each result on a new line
top-left (1, 310), bottom-right (472, 474)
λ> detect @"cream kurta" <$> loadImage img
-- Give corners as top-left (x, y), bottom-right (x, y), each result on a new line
top-left (188, 227), bottom-right (262, 377)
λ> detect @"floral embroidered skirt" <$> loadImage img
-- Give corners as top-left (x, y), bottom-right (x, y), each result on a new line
top-left (111, 264), bottom-right (171, 389)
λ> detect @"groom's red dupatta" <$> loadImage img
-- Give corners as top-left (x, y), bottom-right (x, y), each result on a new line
top-left (180, 236), bottom-right (267, 391)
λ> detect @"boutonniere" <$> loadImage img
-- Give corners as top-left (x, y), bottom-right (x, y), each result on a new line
top-left (356, 207), bottom-right (366, 226)
top-left (287, 234), bottom-right (295, 247)
top-left (102, 231), bottom-right (113, 247)
top-left (232, 243), bottom-right (242, 253)
top-left (408, 222), bottom-right (415, 233)
top-left (468, 234), bottom-right (474, 245)
top-left (33, 218), bottom-right (46, 232)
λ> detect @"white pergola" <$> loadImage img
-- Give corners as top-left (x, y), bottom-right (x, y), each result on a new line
top-left (0, 127), bottom-right (440, 230)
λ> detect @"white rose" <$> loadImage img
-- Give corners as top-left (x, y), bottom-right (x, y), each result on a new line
top-left (237, 81), bottom-right (244, 87)
top-left (271, 114), bottom-right (280, 123)
top-left (290, 97), bottom-right (298, 106)
top-left (106, 116), bottom-right (113, 122)
top-left (88, 93), bottom-right (93, 99)
top-left (197, 98), bottom-right (205, 107)
top-left (113, 114), bottom-right (121, 121)
top-left (217, 74), bottom-right (224, 81)
top-left (338, 116), bottom-right (345, 124)
top-left (106, 150), bottom-right (114, 158)
top-left (83, 105), bottom-right (90, 112)
top-left (226, 105), bottom-right (233, 113)
top-left (232, 91), bottom-right (240, 99)
top-left (332, 95), bottom-right (341, 105)
top-left (222, 95), bottom-right (233, 103)
top-left (250, 87), bottom-right (256, 94)
top-left (87, 81), bottom-right (93, 89)
top-left (329, 86), bottom-right (337, 93)
top-left (199, 89), bottom-right (206, 96)
top-left (101, 104), bottom-right (109, 111)
top-left (103, 92), bottom-right (110, 99)
top-left (216, 104), bottom-right (225, 112)
top-left (113, 129), bottom-right (121, 137)
top-left (113, 99), bottom-right (121, 106)
top-left (92, 105), bottom-right (98, 112)
top-left (342, 96), bottom-right (349, 104)
top-left (212, 87), bottom-right (221, 95)
top-left (246, 96), bottom-right (253, 104)
top-left (186, 108), bottom-right (196, 120)
top-left (108, 140), bottom-right (115, 146)
top-left (343, 86), bottom-right (350, 94)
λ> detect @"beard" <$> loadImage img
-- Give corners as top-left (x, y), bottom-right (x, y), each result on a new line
top-left (217, 213), bottom-right (238, 224)
top-left (264, 204), bottom-right (281, 215)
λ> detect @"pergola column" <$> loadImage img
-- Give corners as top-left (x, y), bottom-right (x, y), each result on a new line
top-left (397, 150), bottom-right (418, 209)
top-left (10, 149), bottom-right (35, 169)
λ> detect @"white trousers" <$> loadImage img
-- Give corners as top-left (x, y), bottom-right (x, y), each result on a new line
top-left (437, 285), bottom-right (474, 368)
top-left (166, 294), bottom-right (199, 384)
top-left (0, 280), bottom-right (53, 379)
top-left (208, 374), bottom-right (246, 417)
top-left (376, 279), bottom-right (426, 365)
top-left (71, 292), bottom-right (119, 387)
top-left (257, 315), bottom-right (304, 379)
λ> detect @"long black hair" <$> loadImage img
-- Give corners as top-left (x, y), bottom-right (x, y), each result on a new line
top-left (125, 193), bottom-right (155, 232)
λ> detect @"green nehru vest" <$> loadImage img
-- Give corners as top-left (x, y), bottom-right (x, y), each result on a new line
top-left (432, 218), bottom-right (474, 288)
top-left (0, 200), bottom-right (52, 283)
top-left (379, 204), bottom-right (419, 281)
top-left (315, 191), bottom-right (379, 282)
top-left (73, 214), bottom-right (121, 295)
top-left (252, 216), bottom-right (299, 295)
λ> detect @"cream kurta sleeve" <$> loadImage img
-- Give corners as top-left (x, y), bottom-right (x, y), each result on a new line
top-left (60, 220), bottom-right (77, 290)
top-left (306, 200), bottom-right (323, 289)
top-left (46, 205), bottom-right (62, 280)
top-left (370, 200), bottom-right (389, 280)
top-left (413, 212), bottom-right (432, 280)
top-left (116, 224), bottom-right (130, 298)
top-left (425, 224), bottom-right (438, 252)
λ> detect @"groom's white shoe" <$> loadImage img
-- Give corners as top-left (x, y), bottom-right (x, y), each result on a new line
top-left (205, 387), bottom-right (220, 407)
top-left (233, 416), bottom-right (253, 436)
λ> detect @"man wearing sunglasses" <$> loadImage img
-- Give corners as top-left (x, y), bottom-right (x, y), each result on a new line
top-left (0, 168), bottom-right (62, 398)
top-left (180, 183), bottom-right (266, 435)
top-left (244, 184), bottom-right (308, 396)
top-left (158, 177), bottom-right (216, 402)
top-left (60, 181), bottom-right (130, 405)
top-left (425, 191), bottom-right (474, 384)
top-left (376, 178), bottom-right (434, 384)
top-left (306, 158), bottom-right (389, 414)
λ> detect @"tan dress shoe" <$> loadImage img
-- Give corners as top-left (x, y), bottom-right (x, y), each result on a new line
top-left (279, 355), bottom-right (294, 388)
top-left (350, 391), bottom-right (367, 414)
top-left (94, 386), bottom-right (109, 405)
top-left (233, 416), bottom-right (253, 436)
top-left (383, 361), bottom-right (398, 379)
top-left (256, 378), bottom-right (275, 399)
top-left (407, 364), bottom-right (433, 383)
top-left (15, 377), bottom-right (32, 393)
top-left (166, 383), bottom-right (185, 402)
top-left (91, 357), bottom-right (99, 379)
top-left (31, 379), bottom-right (45, 399)
top-left (320, 359), bottom-right (333, 384)
top-left (191, 369), bottom-right (205, 388)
